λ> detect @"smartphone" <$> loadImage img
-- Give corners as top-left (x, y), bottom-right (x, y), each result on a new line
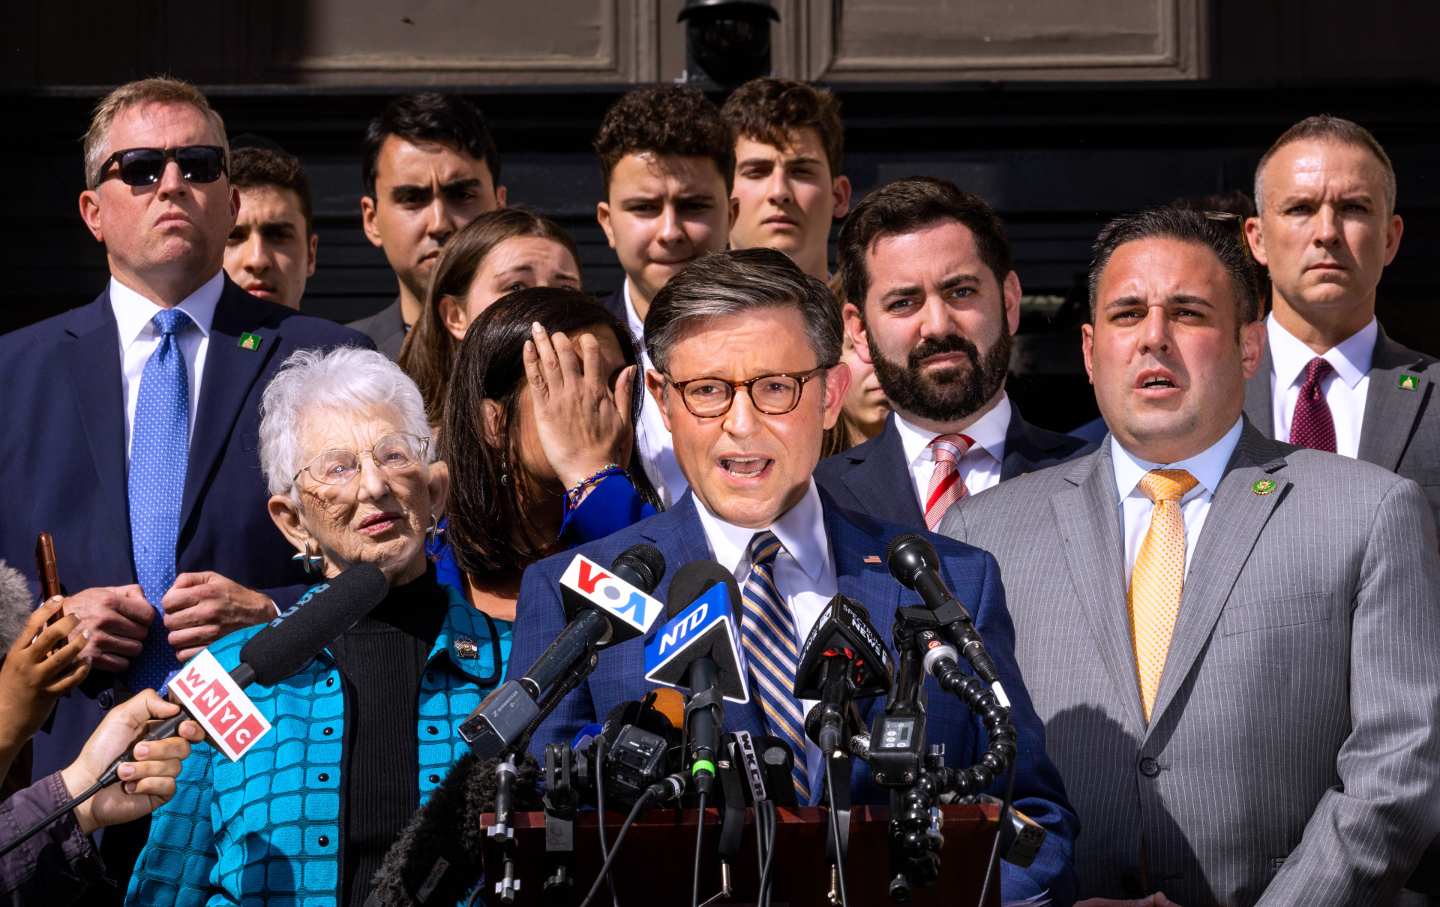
top-left (34, 532), bottom-right (62, 616)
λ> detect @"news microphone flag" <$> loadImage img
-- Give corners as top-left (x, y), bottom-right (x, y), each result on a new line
top-left (558, 553), bottom-right (665, 647)
top-left (168, 649), bottom-right (272, 761)
top-left (644, 580), bottom-right (750, 704)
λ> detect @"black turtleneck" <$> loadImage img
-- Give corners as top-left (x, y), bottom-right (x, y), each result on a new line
top-left (328, 565), bottom-right (449, 907)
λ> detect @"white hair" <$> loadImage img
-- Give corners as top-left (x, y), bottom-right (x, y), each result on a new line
top-left (259, 346), bottom-right (433, 495)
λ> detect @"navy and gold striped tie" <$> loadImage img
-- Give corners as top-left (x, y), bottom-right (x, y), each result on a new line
top-left (739, 531), bottom-right (811, 803)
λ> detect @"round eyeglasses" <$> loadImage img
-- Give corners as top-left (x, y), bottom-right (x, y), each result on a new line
top-left (666, 366), bottom-right (831, 418)
top-left (292, 432), bottom-right (430, 486)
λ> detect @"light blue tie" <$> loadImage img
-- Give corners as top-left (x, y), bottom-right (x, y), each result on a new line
top-left (739, 531), bottom-right (812, 804)
top-left (126, 308), bottom-right (192, 692)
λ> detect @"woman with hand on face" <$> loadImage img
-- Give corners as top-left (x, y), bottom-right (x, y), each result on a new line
top-left (440, 287), bottom-right (659, 621)
top-left (398, 208), bottom-right (582, 427)
top-left (129, 348), bottom-right (508, 907)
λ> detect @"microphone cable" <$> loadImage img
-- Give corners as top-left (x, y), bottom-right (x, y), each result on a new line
top-left (0, 776), bottom-right (104, 860)
top-left (690, 790), bottom-right (707, 907)
top-left (823, 768), bottom-right (850, 907)
top-left (594, 735), bottom-right (620, 907)
top-left (975, 758), bottom-right (1018, 907)
top-left (577, 786), bottom-right (659, 907)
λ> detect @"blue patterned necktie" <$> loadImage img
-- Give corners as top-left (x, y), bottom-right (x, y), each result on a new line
top-left (739, 531), bottom-right (811, 803)
top-left (126, 308), bottom-right (193, 691)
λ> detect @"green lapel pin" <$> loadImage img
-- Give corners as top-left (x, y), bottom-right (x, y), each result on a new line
top-left (1251, 478), bottom-right (1276, 496)
top-left (238, 332), bottom-right (263, 352)
top-left (1398, 373), bottom-right (1419, 391)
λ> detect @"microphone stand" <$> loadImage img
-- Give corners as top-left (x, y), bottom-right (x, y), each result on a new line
top-left (491, 648), bottom-right (602, 904)
top-left (543, 744), bottom-right (578, 905)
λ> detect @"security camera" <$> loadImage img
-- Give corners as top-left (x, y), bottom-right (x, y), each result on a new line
top-left (678, 0), bottom-right (779, 89)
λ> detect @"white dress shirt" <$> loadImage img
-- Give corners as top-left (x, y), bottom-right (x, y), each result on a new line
top-left (893, 393), bottom-right (1012, 514)
top-left (1112, 418), bottom-right (1242, 584)
top-left (1266, 314), bottom-right (1375, 459)
top-left (692, 481), bottom-right (835, 800)
top-left (110, 271), bottom-right (222, 458)
top-left (624, 279), bottom-right (690, 508)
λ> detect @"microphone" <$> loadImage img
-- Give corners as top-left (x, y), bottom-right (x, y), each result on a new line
top-left (0, 564), bottom-right (390, 862)
top-left (643, 561), bottom-right (748, 795)
top-left (100, 564), bottom-right (388, 786)
top-left (460, 545), bottom-right (666, 759)
top-left (369, 752), bottom-right (542, 906)
top-left (886, 534), bottom-right (1005, 697)
top-left (0, 560), bottom-right (33, 651)
top-left (794, 594), bottom-right (892, 755)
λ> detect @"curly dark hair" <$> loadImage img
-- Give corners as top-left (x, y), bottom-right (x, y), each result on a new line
top-left (593, 85), bottom-right (732, 195)
top-left (230, 146), bottom-right (314, 234)
top-left (721, 77), bottom-right (844, 176)
top-left (362, 92), bottom-right (501, 197)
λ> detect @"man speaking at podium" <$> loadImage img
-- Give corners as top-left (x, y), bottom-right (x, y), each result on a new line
top-left (511, 248), bottom-right (1078, 901)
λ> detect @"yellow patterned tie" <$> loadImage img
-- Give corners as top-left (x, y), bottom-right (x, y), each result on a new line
top-left (1128, 469), bottom-right (1199, 722)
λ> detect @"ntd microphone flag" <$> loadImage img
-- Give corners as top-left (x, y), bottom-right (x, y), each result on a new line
top-left (558, 554), bottom-right (665, 647)
top-left (645, 581), bottom-right (749, 704)
top-left (168, 649), bottom-right (273, 761)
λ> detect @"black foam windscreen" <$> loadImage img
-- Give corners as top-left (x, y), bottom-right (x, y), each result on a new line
top-left (885, 533), bottom-right (940, 590)
top-left (664, 560), bottom-right (742, 622)
top-left (240, 563), bottom-right (388, 686)
top-left (612, 543), bottom-right (666, 594)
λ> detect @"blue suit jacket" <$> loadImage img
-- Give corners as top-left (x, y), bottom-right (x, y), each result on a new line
top-left (815, 409), bottom-right (1094, 529)
top-left (0, 277), bottom-right (370, 768)
top-left (511, 491), bottom-right (1078, 902)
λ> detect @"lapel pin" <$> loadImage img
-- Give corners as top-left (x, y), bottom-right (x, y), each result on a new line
top-left (1399, 373), bottom-right (1419, 391)
top-left (1251, 478), bottom-right (1276, 496)
top-left (863, 555), bottom-right (882, 565)
top-left (453, 635), bottom-right (479, 660)
top-left (238, 332), bottom-right (263, 352)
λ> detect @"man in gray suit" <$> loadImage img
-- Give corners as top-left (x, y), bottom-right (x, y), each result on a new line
top-left (815, 177), bottom-right (1089, 530)
top-left (940, 206), bottom-right (1440, 905)
top-left (1241, 115), bottom-right (1439, 528)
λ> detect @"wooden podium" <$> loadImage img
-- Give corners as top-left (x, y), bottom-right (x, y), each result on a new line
top-left (486, 803), bottom-right (1000, 906)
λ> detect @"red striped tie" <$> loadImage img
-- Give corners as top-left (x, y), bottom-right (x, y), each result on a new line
top-left (924, 433), bottom-right (974, 530)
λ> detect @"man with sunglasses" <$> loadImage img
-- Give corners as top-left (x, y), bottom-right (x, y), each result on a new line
top-left (510, 248), bottom-right (1079, 904)
top-left (0, 77), bottom-right (366, 901)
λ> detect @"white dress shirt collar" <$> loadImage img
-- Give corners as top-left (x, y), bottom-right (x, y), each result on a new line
top-left (109, 270), bottom-right (222, 346)
top-left (1110, 417), bottom-right (1243, 503)
top-left (1267, 314), bottom-right (1376, 392)
top-left (623, 277), bottom-right (646, 345)
top-left (692, 481), bottom-right (832, 584)
top-left (893, 392), bottom-right (1012, 470)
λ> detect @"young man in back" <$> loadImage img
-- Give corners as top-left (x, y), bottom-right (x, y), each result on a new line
top-left (593, 85), bottom-right (734, 505)
top-left (721, 77), bottom-right (851, 281)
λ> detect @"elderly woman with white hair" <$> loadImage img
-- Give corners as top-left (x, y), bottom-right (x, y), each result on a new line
top-left (127, 347), bottom-right (508, 907)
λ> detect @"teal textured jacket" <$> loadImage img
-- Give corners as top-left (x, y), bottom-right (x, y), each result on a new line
top-left (126, 581), bottom-right (510, 907)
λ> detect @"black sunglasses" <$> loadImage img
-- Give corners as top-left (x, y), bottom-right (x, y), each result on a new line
top-left (97, 145), bottom-right (227, 188)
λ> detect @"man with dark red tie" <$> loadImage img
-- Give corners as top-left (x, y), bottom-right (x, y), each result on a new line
top-left (1242, 115), bottom-right (1439, 528)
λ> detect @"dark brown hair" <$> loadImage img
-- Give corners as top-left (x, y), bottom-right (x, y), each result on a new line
top-left (362, 92), bottom-right (501, 197)
top-left (231, 146), bottom-right (314, 234)
top-left (838, 177), bottom-right (1013, 319)
top-left (721, 77), bottom-right (844, 176)
top-left (1088, 205), bottom-right (1263, 325)
top-left (398, 208), bottom-right (581, 425)
top-left (593, 85), bottom-right (733, 195)
top-left (442, 287), bottom-right (656, 577)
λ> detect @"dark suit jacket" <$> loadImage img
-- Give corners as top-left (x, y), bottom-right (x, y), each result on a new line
top-left (347, 298), bottom-right (406, 360)
top-left (597, 287), bottom-right (628, 335)
top-left (1244, 324), bottom-right (1440, 528)
top-left (815, 406), bottom-right (1094, 528)
top-left (511, 491), bottom-right (1079, 903)
top-left (0, 277), bottom-right (370, 766)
